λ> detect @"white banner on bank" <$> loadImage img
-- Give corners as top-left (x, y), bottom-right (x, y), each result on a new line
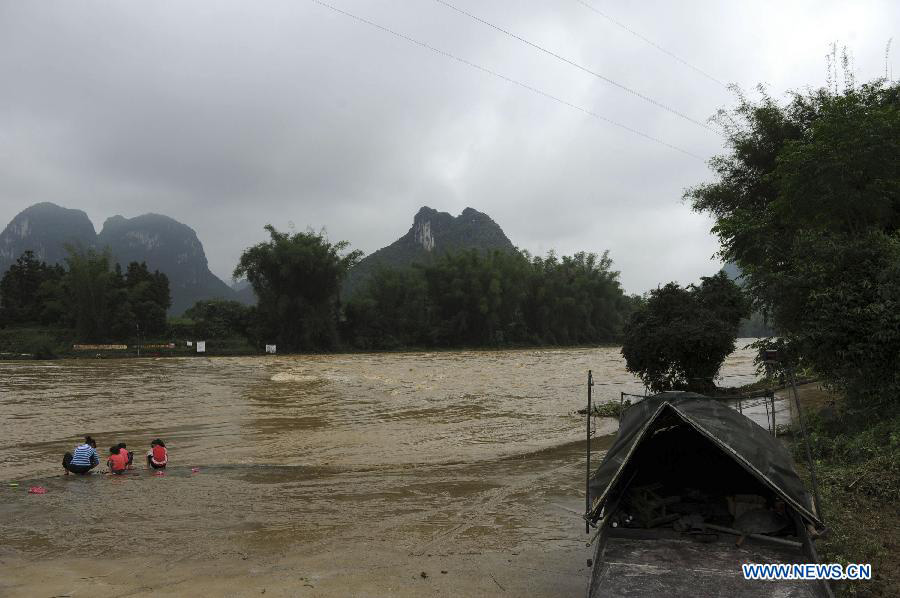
top-left (265, 344), bottom-right (277, 354)
top-left (196, 341), bottom-right (206, 353)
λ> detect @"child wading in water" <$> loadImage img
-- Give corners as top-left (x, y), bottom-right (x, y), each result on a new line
top-left (147, 439), bottom-right (168, 469)
top-left (107, 445), bottom-right (128, 475)
top-left (118, 443), bottom-right (134, 469)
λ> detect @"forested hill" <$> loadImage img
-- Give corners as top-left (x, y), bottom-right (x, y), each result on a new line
top-left (343, 206), bottom-right (515, 298)
top-left (97, 214), bottom-right (236, 314)
top-left (0, 203), bottom-right (97, 272)
top-left (0, 203), bottom-right (238, 315)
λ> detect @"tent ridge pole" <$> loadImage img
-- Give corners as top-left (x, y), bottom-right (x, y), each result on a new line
top-left (586, 369), bottom-right (593, 534)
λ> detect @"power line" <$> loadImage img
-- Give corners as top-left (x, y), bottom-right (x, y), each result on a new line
top-left (431, 0), bottom-right (719, 135)
top-left (576, 0), bottom-right (728, 88)
top-left (308, 0), bottom-right (703, 159)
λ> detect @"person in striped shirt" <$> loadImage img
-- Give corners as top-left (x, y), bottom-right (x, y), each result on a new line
top-left (62, 435), bottom-right (100, 475)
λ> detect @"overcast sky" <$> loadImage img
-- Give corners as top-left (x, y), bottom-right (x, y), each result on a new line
top-left (1, 1), bottom-right (896, 293)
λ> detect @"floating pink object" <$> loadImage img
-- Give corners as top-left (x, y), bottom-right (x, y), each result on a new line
top-left (154, 471), bottom-right (165, 476)
top-left (191, 467), bottom-right (200, 473)
top-left (28, 486), bottom-right (47, 494)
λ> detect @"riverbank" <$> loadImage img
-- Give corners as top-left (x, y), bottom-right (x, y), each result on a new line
top-left (583, 379), bottom-right (898, 596)
top-left (798, 395), bottom-right (898, 597)
top-left (0, 544), bottom-right (590, 597)
top-left (741, 381), bottom-right (899, 597)
top-left (0, 325), bottom-right (624, 361)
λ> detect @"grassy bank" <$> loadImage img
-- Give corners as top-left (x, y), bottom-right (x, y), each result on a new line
top-left (748, 381), bottom-right (899, 597)
top-left (0, 327), bottom-right (72, 359)
top-left (0, 325), bottom-right (624, 361)
top-left (0, 327), bottom-right (257, 359)
top-left (797, 404), bottom-right (899, 597)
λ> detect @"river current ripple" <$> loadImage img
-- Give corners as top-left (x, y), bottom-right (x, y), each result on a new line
top-left (0, 343), bottom-right (761, 481)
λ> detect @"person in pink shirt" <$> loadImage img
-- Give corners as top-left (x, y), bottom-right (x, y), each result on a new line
top-left (117, 443), bottom-right (134, 469)
top-left (107, 445), bottom-right (128, 475)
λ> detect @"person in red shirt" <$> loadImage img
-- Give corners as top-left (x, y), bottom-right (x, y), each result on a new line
top-left (147, 439), bottom-right (168, 470)
top-left (117, 443), bottom-right (134, 469)
top-left (107, 445), bottom-right (128, 475)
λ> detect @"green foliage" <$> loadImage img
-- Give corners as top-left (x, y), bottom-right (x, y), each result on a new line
top-left (125, 262), bottom-right (171, 337)
top-left (166, 317), bottom-right (195, 340)
top-left (0, 247), bottom-right (172, 343)
top-left (234, 225), bottom-right (362, 351)
top-left (343, 248), bottom-right (631, 349)
top-left (686, 79), bottom-right (900, 410)
top-left (0, 251), bottom-right (64, 326)
top-left (421, 249), bottom-right (530, 346)
top-left (621, 272), bottom-right (749, 392)
top-left (344, 266), bottom-right (428, 349)
top-left (791, 405), bottom-right (900, 596)
top-left (63, 246), bottom-right (122, 341)
top-left (583, 400), bottom-right (631, 419)
top-left (0, 327), bottom-right (67, 358)
top-left (184, 300), bottom-right (254, 340)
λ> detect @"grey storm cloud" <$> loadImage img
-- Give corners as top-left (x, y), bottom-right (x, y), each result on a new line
top-left (1, 0), bottom-right (897, 292)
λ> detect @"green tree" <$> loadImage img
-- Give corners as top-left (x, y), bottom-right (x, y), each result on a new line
top-left (686, 79), bottom-right (900, 409)
top-left (234, 225), bottom-right (362, 351)
top-left (0, 251), bottom-right (64, 326)
top-left (184, 299), bottom-right (253, 340)
top-left (63, 246), bottom-right (120, 341)
top-left (422, 249), bottom-right (531, 346)
top-left (343, 266), bottom-right (428, 349)
top-left (342, 247), bottom-right (630, 350)
top-left (124, 262), bottom-right (170, 337)
top-left (622, 273), bottom-right (748, 392)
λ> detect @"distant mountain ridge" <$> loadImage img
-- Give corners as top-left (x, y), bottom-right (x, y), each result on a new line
top-left (2, 203), bottom-right (516, 313)
top-left (0, 203), bottom-right (97, 268)
top-left (97, 213), bottom-right (238, 314)
top-left (343, 206), bottom-right (515, 297)
top-left (0, 203), bottom-right (242, 315)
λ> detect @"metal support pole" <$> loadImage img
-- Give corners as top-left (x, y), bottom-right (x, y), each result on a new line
top-left (789, 367), bottom-right (823, 521)
top-left (771, 392), bottom-right (777, 437)
top-left (586, 370), bottom-right (593, 534)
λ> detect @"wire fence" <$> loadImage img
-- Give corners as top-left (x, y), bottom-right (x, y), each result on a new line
top-left (615, 389), bottom-right (791, 436)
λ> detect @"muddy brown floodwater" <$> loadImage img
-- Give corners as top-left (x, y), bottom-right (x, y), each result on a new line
top-left (0, 344), bottom-right (763, 597)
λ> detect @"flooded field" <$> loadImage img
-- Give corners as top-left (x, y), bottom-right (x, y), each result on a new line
top-left (0, 344), bottom-right (765, 596)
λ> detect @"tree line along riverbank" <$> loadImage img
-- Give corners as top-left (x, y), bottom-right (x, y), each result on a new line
top-left (1, 233), bottom-right (645, 356)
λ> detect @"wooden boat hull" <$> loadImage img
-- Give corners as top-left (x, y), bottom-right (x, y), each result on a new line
top-left (588, 522), bottom-right (830, 597)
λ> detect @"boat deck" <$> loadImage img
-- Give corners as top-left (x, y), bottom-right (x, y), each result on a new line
top-left (590, 531), bottom-right (826, 597)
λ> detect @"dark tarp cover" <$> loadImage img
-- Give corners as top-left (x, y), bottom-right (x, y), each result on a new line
top-left (588, 392), bottom-right (821, 526)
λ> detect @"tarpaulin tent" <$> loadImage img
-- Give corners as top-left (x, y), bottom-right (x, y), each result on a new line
top-left (588, 392), bottom-right (821, 527)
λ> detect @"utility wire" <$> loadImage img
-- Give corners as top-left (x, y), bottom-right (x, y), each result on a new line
top-left (431, 0), bottom-right (718, 135)
top-left (308, 0), bottom-right (703, 159)
top-left (576, 0), bottom-right (728, 88)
